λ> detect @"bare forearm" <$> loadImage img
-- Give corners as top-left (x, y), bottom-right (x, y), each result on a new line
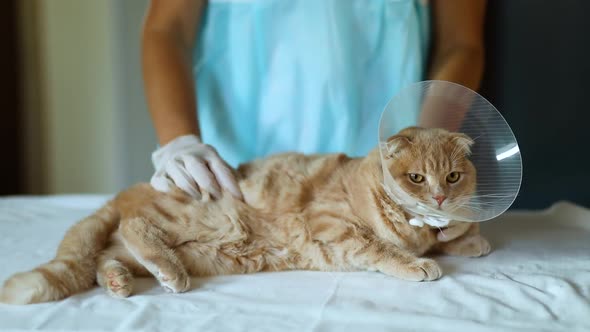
top-left (427, 0), bottom-right (486, 91)
top-left (427, 45), bottom-right (484, 91)
top-left (142, 31), bottom-right (199, 146)
top-left (419, 46), bottom-right (484, 130)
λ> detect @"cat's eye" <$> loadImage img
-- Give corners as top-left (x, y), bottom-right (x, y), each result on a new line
top-left (408, 173), bottom-right (424, 183)
top-left (446, 172), bottom-right (461, 183)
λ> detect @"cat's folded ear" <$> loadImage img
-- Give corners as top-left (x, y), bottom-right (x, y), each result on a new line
top-left (450, 133), bottom-right (475, 155)
top-left (383, 135), bottom-right (412, 159)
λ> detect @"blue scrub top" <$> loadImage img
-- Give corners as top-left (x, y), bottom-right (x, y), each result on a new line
top-left (193, 0), bottom-right (430, 167)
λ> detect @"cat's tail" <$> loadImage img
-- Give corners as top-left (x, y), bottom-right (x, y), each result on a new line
top-left (0, 201), bottom-right (120, 305)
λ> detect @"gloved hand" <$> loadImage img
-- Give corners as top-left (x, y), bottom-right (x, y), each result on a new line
top-left (150, 134), bottom-right (243, 200)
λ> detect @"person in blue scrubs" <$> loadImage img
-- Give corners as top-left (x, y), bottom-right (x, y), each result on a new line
top-left (143, 0), bottom-right (487, 200)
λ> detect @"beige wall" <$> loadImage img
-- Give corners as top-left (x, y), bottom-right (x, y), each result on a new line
top-left (20, 0), bottom-right (155, 194)
top-left (41, 0), bottom-right (119, 193)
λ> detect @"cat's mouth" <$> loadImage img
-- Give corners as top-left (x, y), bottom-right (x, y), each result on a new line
top-left (435, 205), bottom-right (448, 212)
top-left (428, 202), bottom-right (448, 212)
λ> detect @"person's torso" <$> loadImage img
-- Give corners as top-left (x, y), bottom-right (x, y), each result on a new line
top-left (193, 0), bottom-right (430, 167)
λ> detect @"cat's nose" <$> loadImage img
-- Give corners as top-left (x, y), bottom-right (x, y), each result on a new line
top-left (433, 195), bottom-right (446, 206)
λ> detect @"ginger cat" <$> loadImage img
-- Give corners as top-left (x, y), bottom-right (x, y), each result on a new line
top-left (0, 127), bottom-right (491, 305)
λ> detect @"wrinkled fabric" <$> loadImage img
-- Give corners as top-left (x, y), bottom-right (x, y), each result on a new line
top-left (1, 197), bottom-right (589, 331)
top-left (193, 0), bottom-right (430, 167)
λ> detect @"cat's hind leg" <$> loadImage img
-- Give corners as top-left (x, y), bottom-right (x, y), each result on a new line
top-left (97, 258), bottom-right (134, 298)
top-left (96, 240), bottom-right (146, 298)
top-left (119, 217), bottom-right (191, 293)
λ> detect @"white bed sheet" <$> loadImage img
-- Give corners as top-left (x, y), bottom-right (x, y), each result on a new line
top-left (0, 195), bottom-right (589, 332)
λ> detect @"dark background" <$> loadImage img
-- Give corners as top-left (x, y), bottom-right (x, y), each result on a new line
top-left (1, 0), bottom-right (22, 196)
top-left (480, 0), bottom-right (590, 209)
top-left (2, 0), bottom-right (589, 208)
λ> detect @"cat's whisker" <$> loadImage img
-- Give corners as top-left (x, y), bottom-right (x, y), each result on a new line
top-left (463, 203), bottom-right (500, 209)
top-left (465, 209), bottom-right (489, 214)
top-left (467, 201), bottom-right (506, 207)
top-left (470, 193), bottom-right (515, 197)
top-left (463, 207), bottom-right (495, 213)
top-left (453, 194), bottom-right (511, 202)
top-left (462, 200), bottom-right (496, 206)
top-left (470, 134), bottom-right (484, 142)
top-left (445, 206), bottom-right (463, 214)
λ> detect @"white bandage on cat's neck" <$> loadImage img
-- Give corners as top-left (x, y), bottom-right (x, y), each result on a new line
top-left (408, 215), bottom-right (450, 228)
top-left (380, 165), bottom-right (451, 228)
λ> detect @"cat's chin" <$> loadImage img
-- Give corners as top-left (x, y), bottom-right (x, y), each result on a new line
top-left (425, 203), bottom-right (443, 211)
top-left (415, 203), bottom-right (446, 213)
top-left (426, 204), bottom-right (452, 214)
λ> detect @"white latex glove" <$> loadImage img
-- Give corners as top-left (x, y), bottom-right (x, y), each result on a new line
top-left (150, 134), bottom-right (243, 200)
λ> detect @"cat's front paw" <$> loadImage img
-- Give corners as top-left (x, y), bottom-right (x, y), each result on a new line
top-left (407, 258), bottom-right (442, 281)
top-left (383, 258), bottom-right (442, 282)
top-left (157, 269), bottom-right (191, 293)
top-left (440, 235), bottom-right (491, 257)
